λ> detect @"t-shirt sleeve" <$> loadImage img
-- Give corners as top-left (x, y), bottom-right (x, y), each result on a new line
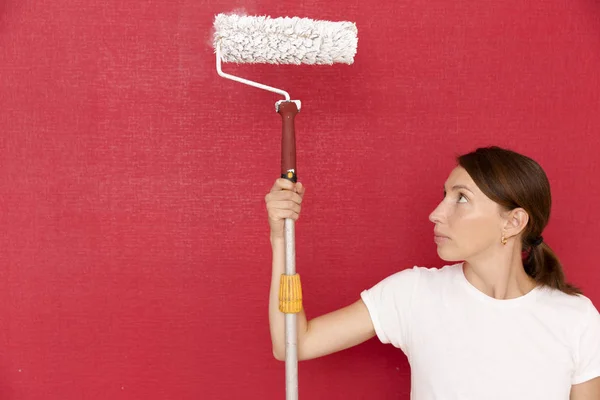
top-left (360, 266), bottom-right (421, 353)
top-left (572, 299), bottom-right (600, 385)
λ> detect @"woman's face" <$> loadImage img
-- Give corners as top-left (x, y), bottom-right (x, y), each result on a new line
top-left (429, 166), bottom-right (505, 262)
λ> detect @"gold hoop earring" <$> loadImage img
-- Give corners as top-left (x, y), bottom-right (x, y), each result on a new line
top-left (501, 234), bottom-right (508, 245)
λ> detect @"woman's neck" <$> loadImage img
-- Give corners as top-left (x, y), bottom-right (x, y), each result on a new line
top-left (463, 247), bottom-right (537, 300)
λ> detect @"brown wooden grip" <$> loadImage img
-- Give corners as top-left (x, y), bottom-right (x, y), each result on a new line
top-left (277, 101), bottom-right (299, 182)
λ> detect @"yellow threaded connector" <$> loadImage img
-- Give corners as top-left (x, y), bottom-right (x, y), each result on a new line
top-left (279, 274), bottom-right (303, 313)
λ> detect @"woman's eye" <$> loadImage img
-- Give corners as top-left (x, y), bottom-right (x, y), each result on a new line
top-left (458, 194), bottom-right (468, 203)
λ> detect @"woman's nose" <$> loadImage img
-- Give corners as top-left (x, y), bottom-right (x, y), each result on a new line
top-left (429, 202), bottom-right (444, 224)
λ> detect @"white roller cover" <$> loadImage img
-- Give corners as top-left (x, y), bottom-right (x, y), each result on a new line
top-left (213, 13), bottom-right (358, 65)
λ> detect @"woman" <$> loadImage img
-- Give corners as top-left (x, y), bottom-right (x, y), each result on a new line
top-left (265, 146), bottom-right (600, 399)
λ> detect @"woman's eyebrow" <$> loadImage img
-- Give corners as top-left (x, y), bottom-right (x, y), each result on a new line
top-left (443, 184), bottom-right (475, 194)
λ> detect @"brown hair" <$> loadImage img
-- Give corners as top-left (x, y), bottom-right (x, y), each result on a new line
top-left (457, 146), bottom-right (581, 295)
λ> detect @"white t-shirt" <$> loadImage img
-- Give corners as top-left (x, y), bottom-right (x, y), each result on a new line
top-left (360, 263), bottom-right (600, 400)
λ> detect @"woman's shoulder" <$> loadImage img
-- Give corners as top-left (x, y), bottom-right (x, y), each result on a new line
top-left (368, 263), bottom-right (461, 291)
top-left (411, 262), bottom-right (464, 281)
top-left (382, 263), bottom-right (463, 291)
top-left (536, 285), bottom-right (598, 321)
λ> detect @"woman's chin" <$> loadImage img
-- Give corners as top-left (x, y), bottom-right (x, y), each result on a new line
top-left (437, 248), bottom-right (463, 263)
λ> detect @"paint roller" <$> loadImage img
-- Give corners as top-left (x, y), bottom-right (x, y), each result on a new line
top-left (213, 13), bottom-right (358, 399)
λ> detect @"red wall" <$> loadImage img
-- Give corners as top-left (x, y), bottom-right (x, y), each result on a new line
top-left (1, 0), bottom-right (599, 399)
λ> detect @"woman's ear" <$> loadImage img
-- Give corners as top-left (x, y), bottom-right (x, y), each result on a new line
top-left (503, 207), bottom-right (529, 238)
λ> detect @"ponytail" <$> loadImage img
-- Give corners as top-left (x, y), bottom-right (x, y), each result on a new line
top-left (524, 242), bottom-right (581, 295)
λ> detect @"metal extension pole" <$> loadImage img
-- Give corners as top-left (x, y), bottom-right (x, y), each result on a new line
top-left (284, 218), bottom-right (298, 400)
